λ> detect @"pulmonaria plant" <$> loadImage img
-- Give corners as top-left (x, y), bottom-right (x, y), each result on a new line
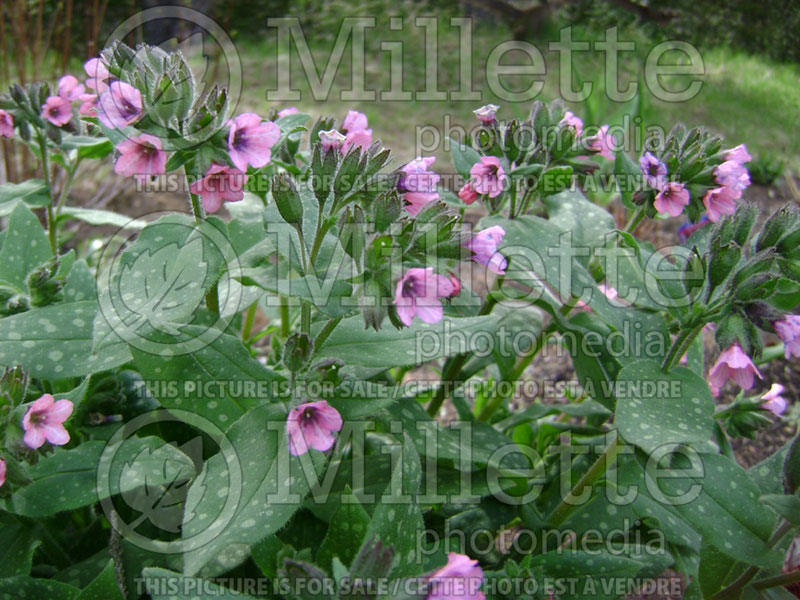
top-left (0, 43), bottom-right (799, 600)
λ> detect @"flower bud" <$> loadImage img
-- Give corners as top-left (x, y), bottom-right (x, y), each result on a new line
top-left (283, 333), bottom-right (313, 372)
top-left (272, 173), bottom-right (303, 225)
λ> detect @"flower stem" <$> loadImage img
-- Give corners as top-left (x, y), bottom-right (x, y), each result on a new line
top-left (753, 569), bottom-right (800, 591)
top-left (661, 324), bottom-right (703, 373)
top-left (624, 206), bottom-right (645, 234)
top-left (314, 316), bottom-right (342, 350)
top-left (242, 302), bottom-right (258, 341)
top-left (37, 134), bottom-right (57, 255)
top-left (547, 433), bottom-right (623, 527)
top-left (280, 296), bottom-right (290, 338)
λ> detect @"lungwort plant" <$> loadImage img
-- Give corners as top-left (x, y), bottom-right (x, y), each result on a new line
top-left (0, 42), bottom-right (798, 600)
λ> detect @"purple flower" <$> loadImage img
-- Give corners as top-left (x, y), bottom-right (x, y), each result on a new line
top-left (189, 164), bottom-right (247, 214)
top-left (41, 96), bottom-right (72, 126)
top-left (57, 75), bottom-right (85, 101)
top-left (84, 57), bottom-right (111, 92)
top-left (394, 267), bottom-right (455, 326)
top-left (640, 152), bottom-right (667, 189)
top-left (473, 104), bottom-right (499, 124)
top-left (559, 110), bottom-right (583, 136)
top-left (114, 134), bottom-right (167, 181)
top-left (715, 160), bottom-right (750, 195)
top-left (586, 124), bottom-right (615, 160)
top-left (724, 144), bottom-right (752, 165)
top-left (761, 384), bottom-right (788, 416)
top-left (678, 215), bottom-right (710, 242)
top-left (458, 182), bottom-right (478, 205)
top-left (0, 110), bottom-right (13, 138)
top-left (427, 553), bottom-right (485, 600)
top-left (277, 107), bottom-right (299, 118)
top-left (286, 400), bottom-right (343, 456)
top-left (22, 394), bottom-right (73, 449)
top-left (398, 156), bottom-right (440, 216)
top-left (654, 182), bottom-right (690, 217)
top-left (342, 110), bottom-right (369, 133)
top-left (96, 81), bottom-right (143, 129)
top-left (709, 343), bottom-right (762, 390)
top-left (78, 93), bottom-right (99, 117)
top-left (470, 156), bottom-right (506, 198)
top-left (318, 129), bottom-right (346, 152)
top-left (0, 458), bottom-right (5, 488)
top-left (227, 113), bottom-right (281, 172)
top-left (702, 186), bottom-right (738, 223)
top-left (465, 226), bottom-right (507, 275)
top-left (775, 314), bottom-right (800, 359)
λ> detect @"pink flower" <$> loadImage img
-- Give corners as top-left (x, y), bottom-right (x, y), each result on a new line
top-left (394, 267), bottom-right (455, 326)
top-left (399, 156), bottom-right (440, 216)
top-left (84, 57), bottom-right (111, 92)
top-left (427, 553), bottom-right (485, 600)
top-left (473, 104), bottom-right (499, 124)
top-left (715, 160), bottom-right (750, 195)
top-left (78, 93), bottom-right (99, 117)
top-left (458, 182), bottom-right (478, 205)
top-left (342, 110), bottom-right (369, 133)
top-left (277, 107), bottom-right (299, 118)
top-left (446, 273), bottom-right (462, 298)
top-left (724, 144), bottom-right (752, 165)
top-left (0, 458), bottom-right (5, 488)
top-left (702, 186), bottom-right (738, 222)
top-left (597, 283), bottom-right (618, 302)
top-left (0, 110), bottom-right (13, 138)
top-left (189, 164), bottom-right (247, 214)
top-left (318, 129), bottom-right (346, 152)
top-left (775, 315), bottom-right (800, 359)
top-left (678, 215), bottom-right (710, 242)
top-left (286, 400), bottom-right (343, 456)
top-left (470, 156), bottom-right (506, 198)
top-left (227, 113), bottom-right (281, 172)
top-left (22, 393), bottom-right (73, 449)
top-left (654, 182), bottom-right (690, 217)
top-left (96, 81), bottom-right (143, 129)
top-left (341, 129), bottom-right (373, 155)
top-left (709, 343), bottom-right (762, 390)
top-left (586, 124), bottom-right (615, 160)
top-left (114, 134), bottom-right (167, 181)
top-left (57, 75), bottom-right (85, 101)
top-left (761, 384), bottom-right (787, 416)
top-left (640, 152), bottom-right (667, 189)
top-left (559, 111), bottom-right (583, 136)
top-left (465, 226), bottom-right (507, 275)
top-left (41, 96), bottom-right (72, 126)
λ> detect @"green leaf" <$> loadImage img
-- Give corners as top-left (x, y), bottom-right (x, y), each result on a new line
top-left (0, 512), bottom-right (41, 577)
top-left (760, 494), bottom-right (800, 525)
top-left (180, 404), bottom-right (326, 576)
top-left (0, 300), bottom-right (131, 379)
top-left (0, 179), bottom-right (51, 215)
top-left (75, 560), bottom-right (124, 600)
top-left (449, 137), bottom-right (481, 179)
top-left (0, 202), bottom-right (53, 290)
top-left (615, 360), bottom-right (714, 453)
top-left (238, 273), bottom-right (356, 318)
top-left (530, 550), bottom-right (644, 600)
top-left (58, 207), bottom-right (147, 229)
top-left (542, 189), bottom-right (615, 255)
top-left (315, 314), bottom-right (500, 368)
top-left (538, 166), bottom-right (573, 197)
top-left (131, 325), bottom-right (283, 429)
top-left (614, 151), bottom-right (641, 208)
top-left (143, 567), bottom-right (257, 599)
top-left (317, 492), bottom-right (372, 571)
top-left (61, 135), bottom-right (113, 160)
top-left (3, 436), bottom-right (194, 517)
top-left (0, 576), bottom-right (78, 600)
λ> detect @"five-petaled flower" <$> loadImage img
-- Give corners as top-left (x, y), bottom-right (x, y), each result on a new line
top-left (775, 314), bottom-right (800, 359)
top-left (97, 81), bottom-right (143, 129)
top-left (114, 134), bottom-right (168, 181)
top-left (189, 164), bottom-right (247, 214)
top-left (398, 156), bottom-right (440, 216)
top-left (0, 109), bottom-right (13, 138)
top-left (41, 96), bottom-right (72, 127)
top-left (57, 75), bottom-right (85, 101)
top-left (639, 152), bottom-right (667, 189)
top-left (227, 113), bottom-right (281, 172)
top-left (702, 186), bottom-right (738, 223)
top-left (340, 110), bottom-right (373, 154)
top-left (394, 267), bottom-right (455, 326)
top-left (22, 394), bottom-right (73, 450)
top-left (473, 104), bottom-right (499, 124)
top-left (724, 144), bottom-right (752, 165)
top-left (426, 552), bottom-right (485, 600)
top-left (708, 343), bottom-right (762, 391)
top-left (559, 110), bottom-right (583, 136)
top-left (761, 384), bottom-right (787, 416)
top-left (654, 182), bottom-right (690, 217)
top-left (458, 182), bottom-right (478, 205)
top-left (470, 156), bottom-right (506, 198)
top-left (84, 57), bottom-right (111, 92)
top-left (465, 226), bottom-right (507, 275)
top-left (286, 401), bottom-right (343, 456)
top-left (586, 124), bottom-right (615, 160)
